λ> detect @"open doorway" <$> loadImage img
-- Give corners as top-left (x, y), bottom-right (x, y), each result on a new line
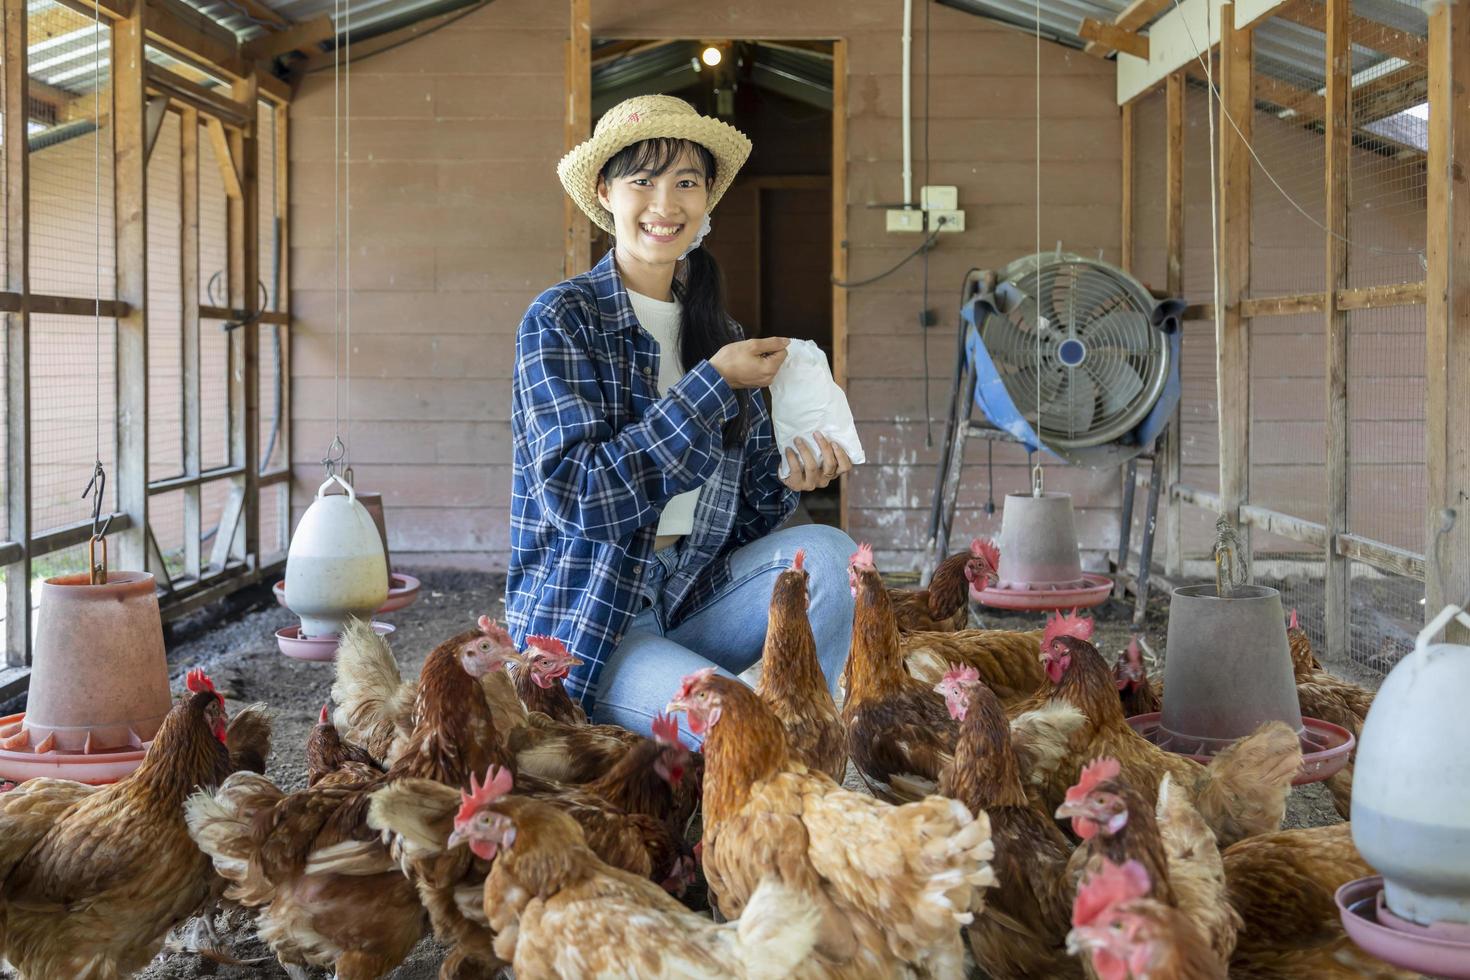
top-left (590, 39), bottom-right (841, 527)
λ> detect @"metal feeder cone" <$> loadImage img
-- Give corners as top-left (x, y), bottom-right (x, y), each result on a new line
top-left (1156, 517), bottom-right (1303, 754)
top-left (11, 568), bottom-right (172, 753)
top-left (992, 491), bottom-right (1087, 589)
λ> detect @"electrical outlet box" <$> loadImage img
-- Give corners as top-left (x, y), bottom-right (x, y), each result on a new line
top-left (921, 185), bottom-right (958, 210)
top-left (886, 208), bottom-right (924, 233)
top-left (928, 209), bottom-right (965, 232)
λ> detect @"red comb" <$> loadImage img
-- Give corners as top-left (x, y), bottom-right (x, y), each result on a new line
top-left (1125, 637), bottom-right (1143, 666)
top-left (651, 713), bottom-right (683, 746)
top-left (527, 635), bottom-right (568, 658)
top-left (185, 668), bottom-right (215, 695)
top-left (1073, 858), bottom-right (1151, 927)
top-left (942, 663), bottom-right (981, 686)
top-left (455, 764), bottom-right (514, 829)
top-left (1044, 609), bottom-right (1094, 647)
top-left (792, 549), bottom-right (806, 571)
top-left (850, 543), bottom-right (875, 569)
top-left (319, 704), bottom-right (330, 725)
top-left (674, 666), bottom-right (718, 702)
top-left (1289, 608), bottom-right (1299, 631)
top-left (971, 537), bottom-right (1001, 569)
top-left (1065, 756), bottom-right (1121, 804)
top-left (477, 616), bottom-right (513, 643)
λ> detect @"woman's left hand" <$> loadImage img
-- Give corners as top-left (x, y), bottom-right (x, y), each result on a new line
top-left (781, 432), bottom-right (853, 492)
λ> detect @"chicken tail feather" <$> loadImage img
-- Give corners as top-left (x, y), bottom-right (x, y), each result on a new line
top-left (735, 877), bottom-right (823, 980)
top-left (331, 617), bottom-right (413, 760)
top-left (1196, 721), bottom-right (1302, 848)
top-left (185, 772), bottom-right (284, 906)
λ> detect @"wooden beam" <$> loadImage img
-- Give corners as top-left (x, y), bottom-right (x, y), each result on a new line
top-left (1121, 100), bottom-right (1134, 273)
top-left (1084, 0), bottom-right (1175, 55)
top-left (181, 107), bottom-right (202, 581)
top-left (1274, 0), bottom-right (1425, 66)
top-left (1351, 62), bottom-right (1429, 127)
top-left (1424, 0), bottom-right (1470, 640)
top-left (242, 14), bottom-right (334, 62)
top-left (5, 0), bottom-right (31, 669)
top-left (833, 38), bottom-right (850, 532)
top-left (563, 0), bottom-right (590, 279)
top-left (205, 115), bottom-right (242, 199)
top-left (0, 293), bottom-right (130, 317)
top-left (1080, 18), bottom-right (1150, 59)
top-left (1324, 0), bottom-right (1351, 660)
top-left (227, 0), bottom-right (287, 30)
top-left (113, 7), bottom-right (150, 573)
top-left (1337, 281), bottom-right (1424, 309)
top-left (145, 62), bottom-right (250, 126)
top-left (1337, 532), bottom-right (1425, 581)
top-left (1163, 70), bottom-right (1184, 577)
top-left (1239, 503), bottom-right (1329, 548)
top-left (1218, 0), bottom-right (1252, 569)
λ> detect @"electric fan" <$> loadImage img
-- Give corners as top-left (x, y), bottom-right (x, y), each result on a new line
top-left (963, 250), bottom-right (1184, 468)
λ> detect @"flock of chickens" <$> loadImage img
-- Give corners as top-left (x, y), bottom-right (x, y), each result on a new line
top-left (0, 538), bottom-right (1400, 979)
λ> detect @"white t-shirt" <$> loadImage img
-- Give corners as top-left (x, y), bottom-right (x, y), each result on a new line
top-left (627, 288), bottom-right (703, 541)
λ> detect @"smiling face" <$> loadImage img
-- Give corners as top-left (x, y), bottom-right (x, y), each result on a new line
top-left (597, 138), bottom-right (713, 271)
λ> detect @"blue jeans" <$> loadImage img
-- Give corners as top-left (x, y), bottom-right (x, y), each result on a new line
top-left (591, 523), bottom-right (857, 742)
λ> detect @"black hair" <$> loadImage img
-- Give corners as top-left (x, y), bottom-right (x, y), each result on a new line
top-left (600, 137), bottom-right (749, 448)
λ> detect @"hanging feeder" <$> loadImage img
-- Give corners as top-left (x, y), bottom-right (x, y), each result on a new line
top-left (1331, 603), bottom-right (1470, 977)
top-left (971, 490), bottom-right (1111, 611)
top-left (1125, 518), bottom-right (1353, 783)
top-left (0, 568), bottom-right (171, 785)
top-left (283, 474), bottom-right (389, 640)
top-left (275, 483), bottom-right (419, 614)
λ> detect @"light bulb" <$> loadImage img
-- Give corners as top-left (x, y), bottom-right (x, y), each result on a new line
top-left (701, 46), bottom-right (722, 67)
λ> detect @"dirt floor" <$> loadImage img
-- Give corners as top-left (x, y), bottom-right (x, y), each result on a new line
top-left (3, 568), bottom-right (1366, 979)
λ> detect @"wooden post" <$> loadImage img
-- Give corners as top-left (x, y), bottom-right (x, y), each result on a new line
top-left (563, 0), bottom-right (590, 278)
top-left (1217, 2), bottom-right (1252, 571)
top-left (1425, 0), bottom-right (1470, 640)
top-left (1121, 101), bottom-right (1134, 274)
top-left (113, 6), bottom-right (149, 573)
top-left (274, 102), bottom-right (291, 551)
top-left (229, 77), bottom-right (259, 570)
top-left (180, 107), bottom-right (202, 581)
top-left (832, 38), bottom-right (849, 531)
top-left (1323, 0), bottom-right (1351, 658)
top-left (1163, 70), bottom-right (1184, 576)
top-left (4, 0), bottom-right (30, 668)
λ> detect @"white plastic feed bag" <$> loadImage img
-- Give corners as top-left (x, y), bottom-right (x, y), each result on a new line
top-left (768, 339), bottom-right (866, 479)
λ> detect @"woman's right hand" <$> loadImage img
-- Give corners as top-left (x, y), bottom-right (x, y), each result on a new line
top-left (709, 337), bottom-right (790, 389)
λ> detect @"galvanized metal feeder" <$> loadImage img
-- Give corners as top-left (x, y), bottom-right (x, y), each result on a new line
top-left (970, 488), bottom-right (1111, 611)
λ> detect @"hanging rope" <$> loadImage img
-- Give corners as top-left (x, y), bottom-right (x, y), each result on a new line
top-left (324, 0), bottom-right (345, 477)
top-left (344, 0), bottom-right (353, 479)
top-left (1032, 0), bottom-right (1043, 498)
top-left (82, 0), bottom-right (108, 582)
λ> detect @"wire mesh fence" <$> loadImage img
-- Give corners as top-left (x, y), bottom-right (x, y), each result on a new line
top-left (148, 111), bottom-right (183, 483)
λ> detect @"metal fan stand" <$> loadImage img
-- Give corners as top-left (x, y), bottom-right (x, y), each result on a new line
top-left (924, 270), bottom-right (1168, 632)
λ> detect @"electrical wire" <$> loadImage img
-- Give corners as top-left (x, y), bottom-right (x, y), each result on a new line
top-left (832, 223), bottom-right (943, 289)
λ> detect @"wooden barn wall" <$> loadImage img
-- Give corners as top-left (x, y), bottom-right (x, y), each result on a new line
top-left (289, 0), bottom-right (1121, 571)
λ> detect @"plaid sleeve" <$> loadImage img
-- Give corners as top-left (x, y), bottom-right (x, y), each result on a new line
top-left (732, 390), bottom-right (799, 545)
top-left (516, 311), bottom-right (740, 543)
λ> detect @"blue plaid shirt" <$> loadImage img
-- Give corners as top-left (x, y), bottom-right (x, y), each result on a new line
top-left (507, 249), bottom-right (797, 707)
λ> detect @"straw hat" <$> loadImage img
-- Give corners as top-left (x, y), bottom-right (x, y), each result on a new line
top-left (557, 95), bottom-right (752, 236)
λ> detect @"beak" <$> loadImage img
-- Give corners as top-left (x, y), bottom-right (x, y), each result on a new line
top-left (665, 697), bottom-right (689, 715)
top-left (563, 655), bottom-right (585, 668)
top-left (447, 827), bottom-right (468, 849)
top-left (1054, 799), bottom-right (1086, 820)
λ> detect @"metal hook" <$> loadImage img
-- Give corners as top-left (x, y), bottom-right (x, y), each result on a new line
top-left (81, 461), bottom-right (111, 583)
top-left (322, 436), bottom-right (346, 477)
top-left (1031, 464), bottom-right (1044, 497)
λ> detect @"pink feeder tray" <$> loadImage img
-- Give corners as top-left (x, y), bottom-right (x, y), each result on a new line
top-left (277, 621), bottom-right (395, 662)
top-left (971, 572), bottom-right (1113, 611)
top-left (1125, 712), bottom-right (1354, 786)
top-left (0, 712), bottom-right (150, 785)
top-left (1337, 876), bottom-right (1470, 979)
top-left (275, 574), bottom-right (420, 615)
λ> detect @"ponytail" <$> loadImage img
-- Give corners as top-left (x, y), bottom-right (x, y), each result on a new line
top-left (675, 245), bottom-right (749, 449)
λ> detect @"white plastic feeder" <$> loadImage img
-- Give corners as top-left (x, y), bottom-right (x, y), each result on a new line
top-left (284, 474), bottom-right (389, 638)
top-left (1352, 603), bottom-right (1470, 927)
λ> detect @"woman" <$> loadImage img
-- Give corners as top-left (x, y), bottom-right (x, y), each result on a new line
top-left (507, 95), bottom-right (857, 739)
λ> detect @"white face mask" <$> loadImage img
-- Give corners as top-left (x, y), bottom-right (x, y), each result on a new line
top-left (679, 213), bottom-right (713, 260)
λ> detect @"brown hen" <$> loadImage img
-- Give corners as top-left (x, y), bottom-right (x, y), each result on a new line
top-left (887, 537), bottom-right (995, 633)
